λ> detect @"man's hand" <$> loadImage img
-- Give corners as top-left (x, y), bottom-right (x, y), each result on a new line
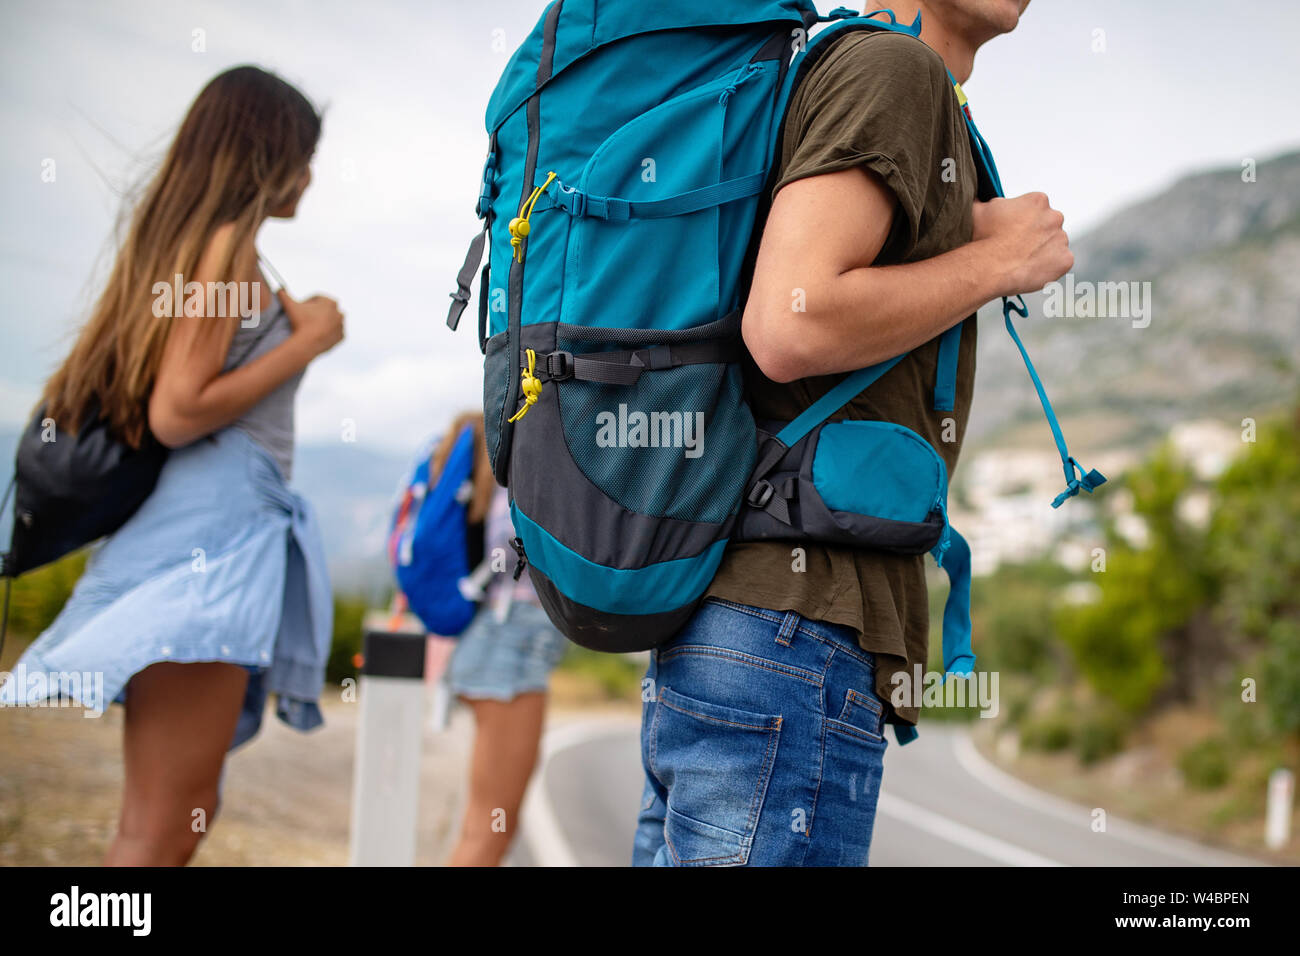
top-left (971, 192), bottom-right (1074, 299)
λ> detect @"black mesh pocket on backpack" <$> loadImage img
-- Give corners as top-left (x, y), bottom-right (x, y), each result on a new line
top-left (553, 324), bottom-right (755, 525)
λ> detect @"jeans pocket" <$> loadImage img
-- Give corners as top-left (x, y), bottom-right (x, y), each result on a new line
top-left (829, 687), bottom-right (886, 744)
top-left (819, 686), bottom-right (887, 865)
top-left (650, 685), bottom-right (781, 866)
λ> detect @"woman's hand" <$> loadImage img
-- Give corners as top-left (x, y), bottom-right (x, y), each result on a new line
top-left (278, 288), bottom-right (345, 357)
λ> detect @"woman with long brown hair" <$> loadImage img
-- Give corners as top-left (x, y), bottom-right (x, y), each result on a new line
top-left (12, 66), bottom-right (342, 865)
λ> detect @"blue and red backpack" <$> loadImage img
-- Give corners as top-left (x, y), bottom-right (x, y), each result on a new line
top-left (387, 425), bottom-right (481, 637)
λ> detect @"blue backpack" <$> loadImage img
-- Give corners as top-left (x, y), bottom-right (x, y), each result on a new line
top-left (388, 425), bottom-right (480, 637)
top-left (446, 2), bottom-right (1105, 689)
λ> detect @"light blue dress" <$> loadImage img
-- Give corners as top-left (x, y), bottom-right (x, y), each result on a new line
top-left (9, 300), bottom-right (332, 750)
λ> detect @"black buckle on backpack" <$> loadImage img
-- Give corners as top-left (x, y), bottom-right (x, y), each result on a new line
top-left (544, 350), bottom-right (574, 381)
top-left (747, 479), bottom-right (774, 509)
top-left (509, 536), bottom-right (528, 581)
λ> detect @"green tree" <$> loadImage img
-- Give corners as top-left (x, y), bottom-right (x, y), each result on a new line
top-left (1057, 445), bottom-right (1210, 713)
top-left (5, 550), bottom-right (89, 641)
top-left (1207, 409), bottom-right (1300, 739)
top-left (967, 560), bottom-right (1074, 679)
top-left (327, 594), bottom-right (369, 685)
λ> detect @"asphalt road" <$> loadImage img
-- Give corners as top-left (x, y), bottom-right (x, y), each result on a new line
top-left (518, 717), bottom-right (1264, 867)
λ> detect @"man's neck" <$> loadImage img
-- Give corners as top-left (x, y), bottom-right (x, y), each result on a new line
top-left (887, 2), bottom-right (977, 85)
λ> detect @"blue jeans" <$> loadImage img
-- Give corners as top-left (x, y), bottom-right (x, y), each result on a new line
top-left (632, 597), bottom-right (888, 866)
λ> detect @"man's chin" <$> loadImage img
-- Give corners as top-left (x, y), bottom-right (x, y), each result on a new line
top-left (982, 1), bottom-right (1023, 34)
top-left (971, 0), bottom-right (1026, 36)
top-left (936, 0), bottom-right (1025, 42)
top-left (1001, 0), bottom-right (1031, 31)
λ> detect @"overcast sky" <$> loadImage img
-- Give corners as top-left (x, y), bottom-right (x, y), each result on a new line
top-left (2, 0), bottom-right (1297, 454)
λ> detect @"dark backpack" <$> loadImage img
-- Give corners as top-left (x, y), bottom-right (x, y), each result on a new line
top-left (1, 264), bottom-right (283, 579)
top-left (1, 403), bottom-right (168, 578)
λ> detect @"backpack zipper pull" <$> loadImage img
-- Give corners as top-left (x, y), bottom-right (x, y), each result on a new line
top-left (508, 348), bottom-right (543, 423)
top-left (509, 536), bottom-right (528, 581)
top-left (509, 170), bottom-right (557, 262)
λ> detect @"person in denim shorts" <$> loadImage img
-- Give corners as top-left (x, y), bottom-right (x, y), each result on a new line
top-left (445, 447), bottom-right (569, 866)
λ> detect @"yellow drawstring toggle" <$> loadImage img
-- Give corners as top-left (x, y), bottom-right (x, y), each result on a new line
top-left (509, 170), bottom-right (557, 262)
top-left (508, 348), bottom-right (543, 423)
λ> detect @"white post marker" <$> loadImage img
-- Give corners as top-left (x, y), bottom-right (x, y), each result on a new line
top-left (349, 611), bottom-right (428, 866)
top-left (1266, 767), bottom-right (1294, 851)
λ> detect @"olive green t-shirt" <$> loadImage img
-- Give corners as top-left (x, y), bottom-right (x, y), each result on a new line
top-left (705, 29), bottom-right (980, 727)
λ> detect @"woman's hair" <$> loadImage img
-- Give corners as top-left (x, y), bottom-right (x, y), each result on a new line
top-left (430, 411), bottom-right (496, 525)
top-left (42, 65), bottom-right (321, 448)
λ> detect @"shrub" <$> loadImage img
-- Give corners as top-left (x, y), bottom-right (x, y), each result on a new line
top-left (1075, 707), bottom-right (1127, 765)
top-left (1179, 737), bottom-right (1231, 790)
top-left (326, 595), bottom-right (368, 685)
top-left (555, 646), bottom-right (643, 701)
top-left (1021, 712), bottom-right (1073, 753)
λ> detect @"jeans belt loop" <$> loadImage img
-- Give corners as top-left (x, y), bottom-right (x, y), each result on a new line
top-left (776, 611), bottom-right (799, 647)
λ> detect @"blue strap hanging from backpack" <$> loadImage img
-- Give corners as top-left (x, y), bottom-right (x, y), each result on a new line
top-left (951, 74), bottom-right (1107, 509)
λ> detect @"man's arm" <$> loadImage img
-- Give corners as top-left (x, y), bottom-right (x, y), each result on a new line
top-left (742, 165), bottom-right (1074, 384)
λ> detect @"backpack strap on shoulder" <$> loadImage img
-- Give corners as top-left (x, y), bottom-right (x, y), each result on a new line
top-left (819, 7), bottom-right (923, 36)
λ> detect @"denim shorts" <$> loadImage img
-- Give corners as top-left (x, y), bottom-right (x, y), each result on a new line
top-left (445, 600), bottom-right (569, 702)
top-left (633, 597), bottom-right (887, 866)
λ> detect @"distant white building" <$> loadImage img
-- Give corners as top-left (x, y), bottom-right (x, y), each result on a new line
top-left (952, 418), bottom-right (1240, 576)
top-left (954, 445), bottom-right (1134, 576)
top-left (1167, 419), bottom-right (1241, 480)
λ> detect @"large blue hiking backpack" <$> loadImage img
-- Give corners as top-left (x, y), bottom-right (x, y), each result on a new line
top-left (387, 425), bottom-right (481, 637)
top-left (446, 2), bottom-right (1106, 693)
